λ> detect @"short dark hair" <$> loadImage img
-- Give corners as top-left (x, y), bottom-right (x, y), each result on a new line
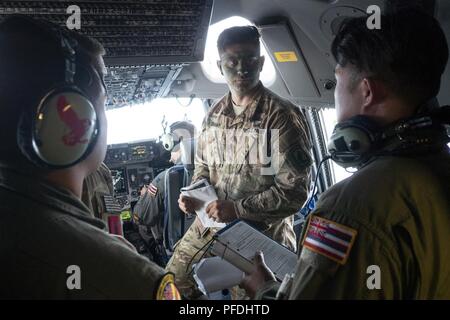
top-left (331, 9), bottom-right (449, 106)
top-left (217, 26), bottom-right (260, 54)
top-left (0, 15), bottom-right (105, 169)
top-left (0, 16), bottom-right (105, 95)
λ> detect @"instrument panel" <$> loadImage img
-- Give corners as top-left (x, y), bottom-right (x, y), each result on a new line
top-left (105, 140), bottom-right (171, 208)
top-left (106, 140), bottom-right (162, 164)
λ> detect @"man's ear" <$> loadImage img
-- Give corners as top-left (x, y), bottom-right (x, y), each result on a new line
top-left (259, 55), bottom-right (265, 72)
top-left (217, 60), bottom-right (223, 75)
top-left (361, 78), bottom-right (373, 109)
top-left (361, 77), bottom-right (387, 113)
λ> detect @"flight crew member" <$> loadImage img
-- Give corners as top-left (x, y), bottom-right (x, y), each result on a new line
top-left (0, 15), bottom-right (180, 299)
top-left (241, 9), bottom-right (450, 299)
top-left (133, 121), bottom-right (196, 267)
top-left (82, 162), bottom-right (126, 236)
top-left (82, 162), bottom-right (114, 220)
top-left (168, 26), bottom-right (313, 298)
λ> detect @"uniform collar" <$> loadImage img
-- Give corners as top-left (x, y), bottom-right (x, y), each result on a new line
top-left (0, 167), bottom-right (106, 229)
top-left (221, 81), bottom-right (265, 121)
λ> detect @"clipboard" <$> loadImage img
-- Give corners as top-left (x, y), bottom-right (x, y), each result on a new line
top-left (211, 220), bottom-right (297, 281)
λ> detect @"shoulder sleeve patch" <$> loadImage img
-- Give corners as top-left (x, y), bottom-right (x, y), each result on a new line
top-left (302, 215), bottom-right (357, 265)
top-left (148, 183), bottom-right (158, 197)
top-left (156, 273), bottom-right (181, 300)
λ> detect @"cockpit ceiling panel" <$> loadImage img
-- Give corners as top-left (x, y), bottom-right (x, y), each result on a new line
top-left (0, 0), bottom-right (213, 64)
top-left (105, 64), bottom-right (184, 110)
top-left (0, 1), bottom-right (212, 109)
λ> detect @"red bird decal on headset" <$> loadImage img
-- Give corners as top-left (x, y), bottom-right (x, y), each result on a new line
top-left (56, 95), bottom-right (92, 146)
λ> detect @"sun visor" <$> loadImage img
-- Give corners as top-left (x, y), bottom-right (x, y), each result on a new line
top-left (259, 22), bottom-right (320, 99)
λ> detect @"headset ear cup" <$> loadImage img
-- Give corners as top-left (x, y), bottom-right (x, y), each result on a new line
top-left (327, 115), bottom-right (380, 168)
top-left (26, 87), bottom-right (98, 168)
top-left (161, 133), bottom-right (175, 151)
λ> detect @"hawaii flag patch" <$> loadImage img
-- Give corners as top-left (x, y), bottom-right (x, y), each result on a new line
top-left (302, 215), bottom-right (357, 265)
top-left (148, 183), bottom-right (158, 197)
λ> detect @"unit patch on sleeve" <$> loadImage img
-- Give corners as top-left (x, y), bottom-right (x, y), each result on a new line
top-left (156, 273), bottom-right (181, 300)
top-left (302, 215), bottom-right (357, 265)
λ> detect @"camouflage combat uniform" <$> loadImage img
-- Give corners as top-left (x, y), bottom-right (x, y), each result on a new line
top-left (166, 82), bottom-right (312, 298)
top-left (256, 145), bottom-right (450, 299)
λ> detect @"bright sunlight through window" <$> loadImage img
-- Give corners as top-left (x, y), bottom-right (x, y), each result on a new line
top-left (201, 16), bottom-right (276, 86)
top-left (320, 108), bottom-right (354, 184)
top-left (106, 98), bottom-right (205, 144)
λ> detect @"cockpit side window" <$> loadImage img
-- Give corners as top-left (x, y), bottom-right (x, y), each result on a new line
top-left (319, 107), bottom-right (354, 183)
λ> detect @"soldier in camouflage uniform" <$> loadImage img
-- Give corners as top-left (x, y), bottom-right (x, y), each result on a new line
top-left (166, 26), bottom-right (312, 299)
top-left (241, 11), bottom-right (450, 299)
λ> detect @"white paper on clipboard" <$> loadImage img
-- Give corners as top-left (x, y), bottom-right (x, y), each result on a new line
top-left (211, 220), bottom-right (297, 281)
top-left (192, 256), bottom-right (244, 296)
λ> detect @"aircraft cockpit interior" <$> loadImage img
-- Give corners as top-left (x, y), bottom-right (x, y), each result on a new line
top-left (1, 0), bottom-right (449, 303)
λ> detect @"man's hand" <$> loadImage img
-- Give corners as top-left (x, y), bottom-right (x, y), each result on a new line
top-left (178, 195), bottom-right (199, 214)
top-left (205, 200), bottom-right (238, 223)
top-left (240, 251), bottom-right (276, 299)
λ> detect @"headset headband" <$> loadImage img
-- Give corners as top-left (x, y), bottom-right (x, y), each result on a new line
top-left (2, 15), bottom-right (80, 86)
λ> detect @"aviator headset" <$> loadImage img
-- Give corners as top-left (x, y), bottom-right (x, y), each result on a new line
top-left (161, 121), bottom-right (195, 152)
top-left (327, 104), bottom-right (450, 168)
top-left (9, 15), bottom-right (100, 169)
top-left (161, 131), bottom-right (181, 152)
top-left (327, 115), bottom-right (381, 168)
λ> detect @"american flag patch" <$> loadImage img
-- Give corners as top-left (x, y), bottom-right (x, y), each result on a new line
top-left (302, 215), bottom-right (357, 265)
top-left (148, 184), bottom-right (158, 197)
